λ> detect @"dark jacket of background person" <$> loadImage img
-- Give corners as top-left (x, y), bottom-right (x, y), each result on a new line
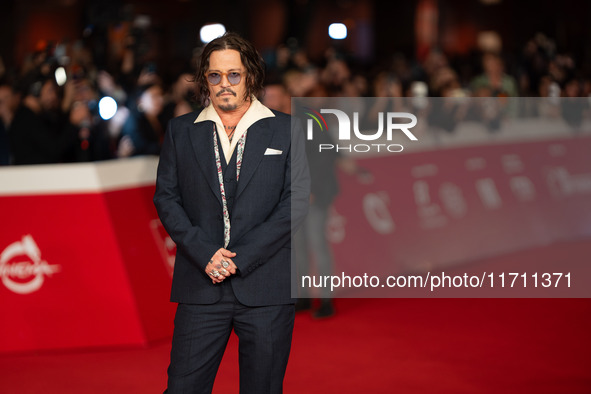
top-left (0, 83), bottom-right (12, 165)
top-left (0, 122), bottom-right (9, 165)
top-left (120, 109), bottom-right (163, 156)
top-left (7, 76), bottom-right (78, 165)
top-left (120, 84), bottom-right (166, 156)
top-left (9, 104), bottom-right (73, 165)
top-left (304, 129), bottom-right (339, 208)
top-left (62, 117), bottom-right (115, 163)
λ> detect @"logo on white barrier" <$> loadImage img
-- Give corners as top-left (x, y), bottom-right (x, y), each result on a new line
top-left (0, 235), bottom-right (60, 294)
top-left (363, 192), bottom-right (395, 234)
top-left (327, 207), bottom-right (347, 244)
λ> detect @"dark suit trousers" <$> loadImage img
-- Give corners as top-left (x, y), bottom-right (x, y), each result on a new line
top-left (166, 280), bottom-right (295, 394)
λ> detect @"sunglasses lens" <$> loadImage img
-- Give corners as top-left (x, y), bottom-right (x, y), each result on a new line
top-left (207, 73), bottom-right (221, 85)
top-left (228, 72), bottom-right (241, 85)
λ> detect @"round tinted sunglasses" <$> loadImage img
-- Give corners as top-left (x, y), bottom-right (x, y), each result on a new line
top-left (207, 71), bottom-right (244, 86)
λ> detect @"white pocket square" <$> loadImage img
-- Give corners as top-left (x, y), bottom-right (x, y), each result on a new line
top-left (264, 148), bottom-right (283, 155)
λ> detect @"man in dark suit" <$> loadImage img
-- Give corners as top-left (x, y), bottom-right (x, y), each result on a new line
top-left (154, 32), bottom-right (309, 393)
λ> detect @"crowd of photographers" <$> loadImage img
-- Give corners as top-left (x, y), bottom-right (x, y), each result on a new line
top-left (0, 30), bottom-right (589, 166)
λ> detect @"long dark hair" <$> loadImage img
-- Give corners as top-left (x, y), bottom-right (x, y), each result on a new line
top-left (195, 32), bottom-right (265, 106)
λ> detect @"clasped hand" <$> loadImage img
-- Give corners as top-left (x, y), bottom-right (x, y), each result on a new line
top-left (206, 248), bottom-right (237, 284)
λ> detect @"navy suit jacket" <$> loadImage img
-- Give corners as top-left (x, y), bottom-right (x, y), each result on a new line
top-left (154, 109), bottom-right (310, 306)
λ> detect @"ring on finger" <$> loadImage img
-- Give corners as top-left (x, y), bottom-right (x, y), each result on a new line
top-left (221, 260), bottom-right (230, 268)
top-left (211, 270), bottom-right (220, 278)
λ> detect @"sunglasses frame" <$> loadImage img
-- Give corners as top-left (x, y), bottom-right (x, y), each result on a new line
top-left (206, 71), bottom-right (244, 86)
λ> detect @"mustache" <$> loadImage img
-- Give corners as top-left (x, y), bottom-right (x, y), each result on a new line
top-left (216, 88), bottom-right (237, 97)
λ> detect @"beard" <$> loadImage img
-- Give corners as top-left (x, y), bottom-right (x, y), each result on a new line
top-left (215, 88), bottom-right (239, 111)
top-left (218, 100), bottom-right (238, 112)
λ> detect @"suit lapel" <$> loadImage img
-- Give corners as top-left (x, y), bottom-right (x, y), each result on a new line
top-left (236, 119), bottom-right (273, 199)
top-left (189, 120), bottom-right (223, 207)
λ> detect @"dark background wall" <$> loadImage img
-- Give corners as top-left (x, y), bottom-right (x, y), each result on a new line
top-left (1, 0), bottom-right (590, 78)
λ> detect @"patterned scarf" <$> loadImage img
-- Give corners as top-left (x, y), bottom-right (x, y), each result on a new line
top-left (212, 126), bottom-right (248, 248)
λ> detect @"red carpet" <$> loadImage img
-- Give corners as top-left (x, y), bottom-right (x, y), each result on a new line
top-left (1, 241), bottom-right (590, 393)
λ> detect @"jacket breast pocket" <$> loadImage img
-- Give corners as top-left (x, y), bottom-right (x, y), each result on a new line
top-left (262, 153), bottom-right (285, 161)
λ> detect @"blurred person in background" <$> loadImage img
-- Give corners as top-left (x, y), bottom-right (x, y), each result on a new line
top-left (97, 70), bottom-right (128, 106)
top-left (119, 82), bottom-right (165, 157)
top-left (0, 82), bottom-right (17, 165)
top-left (364, 71), bottom-right (405, 129)
top-left (283, 68), bottom-right (322, 97)
top-left (9, 77), bottom-right (75, 164)
top-left (261, 80), bottom-right (338, 317)
top-left (293, 117), bottom-right (339, 318)
top-left (561, 78), bottom-right (589, 131)
top-left (520, 34), bottom-right (552, 97)
top-left (321, 57), bottom-right (351, 96)
top-left (583, 78), bottom-right (591, 97)
top-left (61, 74), bottom-right (116, 162)
top-left (162, 72), bottom-right (198, 120)
top-left (470, 53), bottom-right (519, 131)
top-left (344, 73), bottom-right (369, 98)
top-left (293, 130), bottom-right (371, 318)
top-left (470, 52), bottom-right (518, 97)
top-left (261, 81), bottom-right (291, 114)
top-left (427, 67), bottom-right (469, 133)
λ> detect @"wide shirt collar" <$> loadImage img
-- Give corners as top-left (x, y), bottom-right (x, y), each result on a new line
top-left (194, 98), bottom-right (275, 163)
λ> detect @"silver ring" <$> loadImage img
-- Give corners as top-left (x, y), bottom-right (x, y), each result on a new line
top-left (221, 268), bottom-right (227, 275)
top-left (222, 260), bottom-right (230, 268)
top-left (211, 270), bottom-right (220, 278)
